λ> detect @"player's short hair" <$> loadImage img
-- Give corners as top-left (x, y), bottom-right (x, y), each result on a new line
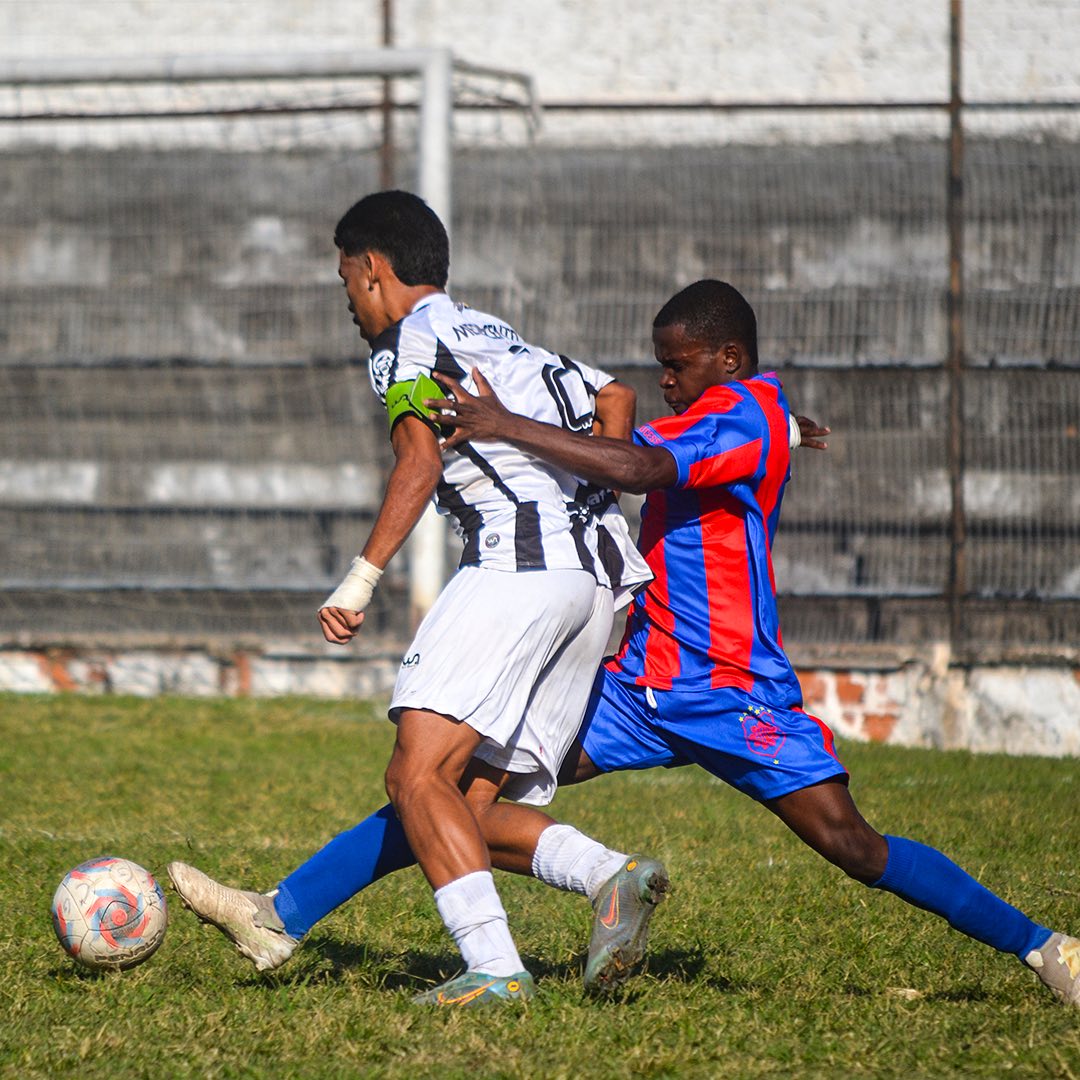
top-left (653, 280), bottom-right (759, 366)
top-left (334, 190), bottom-right (450, 288)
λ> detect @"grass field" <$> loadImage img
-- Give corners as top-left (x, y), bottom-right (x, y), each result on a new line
top-left (1, 693), bottom-right (1078, 1079)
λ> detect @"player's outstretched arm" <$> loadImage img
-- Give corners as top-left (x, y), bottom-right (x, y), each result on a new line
top-left (317, 415), bottom-right (442, 645)
top-left (794, 414), bottom-right (830, 450)
top-left (429, 369), bottom-right (677, 494)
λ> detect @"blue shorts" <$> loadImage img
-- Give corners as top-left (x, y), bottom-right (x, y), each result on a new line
top-left (579, 668), bottom-right (848, 803)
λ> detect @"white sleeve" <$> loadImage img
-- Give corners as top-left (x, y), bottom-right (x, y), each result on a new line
top-left (788, 412), bottom-right (802, 450)
top-left (564, 354), bottom-right (614, 394)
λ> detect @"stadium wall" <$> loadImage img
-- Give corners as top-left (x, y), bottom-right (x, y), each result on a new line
top-left (4, 6), bottom-right (1079, 755)
top-left (2, 643), bottom-right (1078, 759)
top-left (2, 141), bottom-right (1078, 756)
top-left (8, 0), bottom-right (1080, 115)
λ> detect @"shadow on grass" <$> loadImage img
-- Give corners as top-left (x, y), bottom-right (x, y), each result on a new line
top-left (46, 963), bottom-right (117, 981)
top-left (240, 937), bottom-right (747, 998)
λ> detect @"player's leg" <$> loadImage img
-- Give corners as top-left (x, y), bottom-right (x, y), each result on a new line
top-left (166, 749), bottom-right (606, 974)
top-left (468, 593), bottom-right (670, 993)
top-left (384, 708), bottom-right (487, 886)
top-left (385, 706), bottom-right (534, 995)
top-left (546, 668), bottom-right (684, 990)
top-left (556, 737), bottom-right (604, 786)
top-left (272, 803), bottom-right (413, 938)
top-left (767, 775), bottom-right (1078, 1006)
top-left (461, 757), bottom-right (638, 901)
top-left (394, 565), bottom-right (605, 1004)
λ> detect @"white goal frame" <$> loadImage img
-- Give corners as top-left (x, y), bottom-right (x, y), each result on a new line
top-left (0, 49), bottom-right (469, 621)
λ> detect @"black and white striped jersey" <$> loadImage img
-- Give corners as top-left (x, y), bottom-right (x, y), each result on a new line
top-left (367, 291), bottom-right (651, 593)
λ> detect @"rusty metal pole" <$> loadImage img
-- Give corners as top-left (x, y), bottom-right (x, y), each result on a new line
top-left (946, 0), bottom-right (967, 655)
top-left (379, 0), bottom-right (395, 188)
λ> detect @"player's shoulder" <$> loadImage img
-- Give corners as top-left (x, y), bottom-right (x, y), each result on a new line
top-left (698, 376), bottom-right (785, 421)
top-left (424, 294), bottom-right (523, 350)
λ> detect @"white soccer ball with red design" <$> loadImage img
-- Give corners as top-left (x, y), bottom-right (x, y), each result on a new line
top-left (51, 856), bottom-right (168, 971)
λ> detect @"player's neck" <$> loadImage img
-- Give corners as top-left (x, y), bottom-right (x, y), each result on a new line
top-left (389, 284), bottom-right (444, 324)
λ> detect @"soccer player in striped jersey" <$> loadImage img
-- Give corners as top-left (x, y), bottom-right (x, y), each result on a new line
top-left (432, 278), bottom-right (1080, 1010)
top-left (169, 190), bottom-right (663, 1007)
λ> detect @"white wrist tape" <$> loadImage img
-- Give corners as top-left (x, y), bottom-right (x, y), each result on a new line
top-left (320, 556), bottom-right (383, 613)
top-left (788, 413), bottom-right (802, 450)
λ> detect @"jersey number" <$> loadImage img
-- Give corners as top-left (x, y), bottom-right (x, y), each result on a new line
top-left (542, 364), bottom-right (594, 434)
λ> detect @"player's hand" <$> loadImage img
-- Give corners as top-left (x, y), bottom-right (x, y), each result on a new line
top-left (426, 368), bottom-right (512, 450)
top-left (796, 415), bottom-right (830, 450)
top-left (318, 605), bottom-right (365, 645)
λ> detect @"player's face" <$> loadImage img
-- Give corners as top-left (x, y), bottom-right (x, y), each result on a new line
top-left (652, 323), bottom-right (732, 413)
top-left (338, 249), bottom-right (386, 345)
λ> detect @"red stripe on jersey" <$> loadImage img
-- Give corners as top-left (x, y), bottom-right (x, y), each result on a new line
top-left (744, 380), bottom-right (787, 520)
top-left (638, 489), bottom-right (677, 689)
top-left (686, 438), bottom-right (763, 491)
top-left (744, 379), bottom-right (789, 620)
top-left (642, 386), bottom-right (740, 441)
top-left (697, 485), bottom-right (756, 691)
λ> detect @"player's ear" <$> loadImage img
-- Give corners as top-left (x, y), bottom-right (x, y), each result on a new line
top-left (723, 342), bottom-right (742, 374)
top-left (366, 251), bottom-right (394, 291)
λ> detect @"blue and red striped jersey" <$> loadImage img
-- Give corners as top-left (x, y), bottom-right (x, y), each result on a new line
top-left (606, 373), bottom-right (803, 703)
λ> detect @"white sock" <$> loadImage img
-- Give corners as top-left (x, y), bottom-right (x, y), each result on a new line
top-left (531, 823), bottom-right (627, 902)
top-left (433, 870), bottom-right (523, 978)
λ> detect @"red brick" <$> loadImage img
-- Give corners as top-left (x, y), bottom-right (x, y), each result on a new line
top-left (835, 672), bottom-right (865, 705)
top-left (863, 712), bottom-right (898, 742)
top-left (798, 670), bottom-right (827, 704)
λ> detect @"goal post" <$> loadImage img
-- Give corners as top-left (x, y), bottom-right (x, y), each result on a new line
top-left (0, 48), bottom-right (463, 625)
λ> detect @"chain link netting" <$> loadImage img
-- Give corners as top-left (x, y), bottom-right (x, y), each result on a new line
top-left (1, 80), bottom-right (1078, 653)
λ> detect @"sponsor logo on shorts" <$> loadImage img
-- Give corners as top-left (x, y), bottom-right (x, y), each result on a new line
top-left (740, 705), bottom-right (787, 758)
top-left (484, 533), bottom-right (501, 548)
top-left (401, 653), bottom-right (420, 667)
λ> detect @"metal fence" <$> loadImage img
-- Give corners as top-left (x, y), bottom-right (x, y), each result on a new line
top-left (1, 73), bottom-right (1078, 659)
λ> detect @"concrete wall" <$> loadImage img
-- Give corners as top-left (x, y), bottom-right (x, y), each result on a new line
top-left (8, 1), bottom-right (1080, 103)
top-left (3, 145), bottom-right (1078, 618)
top-left (6, 1), bottom-right (1080, 144)
top-left (4, 1), bottom-right (1079, 749)
top-left (3, 643), bottom-right (1077, 757)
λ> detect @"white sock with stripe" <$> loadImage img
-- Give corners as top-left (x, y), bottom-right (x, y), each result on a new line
top-left (433, 870), bottom-right (523, 977)
top-left (531, 823), bottom-right (627, 902)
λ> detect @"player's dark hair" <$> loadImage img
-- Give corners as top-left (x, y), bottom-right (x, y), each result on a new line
top-left (334, 190), bottom-right (450, 287)
top-left (653, 280), bottom-right (759, 366)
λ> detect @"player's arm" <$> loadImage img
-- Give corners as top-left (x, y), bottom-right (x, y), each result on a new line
top-left (591, 379), bottom-right (636, 440)
top-left (429, 368), bottom-right (676, 495)
top-left (793, 414), bottom-right (830, 450)
top-left (318, 414), bottom-right (442, 645)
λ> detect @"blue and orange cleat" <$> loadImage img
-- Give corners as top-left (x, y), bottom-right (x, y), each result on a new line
top-left (412, 970), bottom-right (536, 1007)
top-left (584, 854), bottom-right (669, 994)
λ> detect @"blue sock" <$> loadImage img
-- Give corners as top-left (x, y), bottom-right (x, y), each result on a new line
top-left (871, 835), bottom-right (1051, 958)
top-left (273, 803), bottom-right (416, 939)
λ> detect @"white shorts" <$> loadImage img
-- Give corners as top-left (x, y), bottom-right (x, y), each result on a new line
top-left (389, 566), bottom-right (614, 806)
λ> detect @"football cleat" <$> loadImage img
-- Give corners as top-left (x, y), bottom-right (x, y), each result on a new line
top-left (584, 854), bottom-right (669, 994)
top-left (1025, 932), bottom-right (1080, 1008)
top-left (412, 970), bottom-right (536, 1007)
top-left (167, 861), bottom-right (298, 973)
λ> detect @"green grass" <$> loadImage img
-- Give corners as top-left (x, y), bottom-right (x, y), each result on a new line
top-left (1, 693), bottom-right (1078, 1079)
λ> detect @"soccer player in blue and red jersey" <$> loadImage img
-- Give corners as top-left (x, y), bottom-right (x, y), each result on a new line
top-left (434, 279), bottom-right (1080, 1010)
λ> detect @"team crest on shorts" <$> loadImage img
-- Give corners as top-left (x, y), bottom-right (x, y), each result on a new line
top-left (740, 706), bottom-right (786, 758)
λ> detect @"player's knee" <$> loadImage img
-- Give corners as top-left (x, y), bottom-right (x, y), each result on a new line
top-left (383, 753), bottom-right (416, 812)
top-left (822, 827), bottom-right (887, 884)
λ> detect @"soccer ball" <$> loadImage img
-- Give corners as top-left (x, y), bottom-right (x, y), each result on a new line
top-left (51, 855), bottom-right (168, 971)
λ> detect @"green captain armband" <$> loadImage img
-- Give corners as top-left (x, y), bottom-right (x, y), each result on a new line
top-left (384, 373), bottom-right (444, 432)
